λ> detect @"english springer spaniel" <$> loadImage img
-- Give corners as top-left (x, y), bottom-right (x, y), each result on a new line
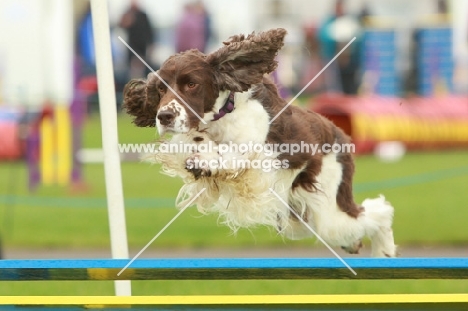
top-left (123, 28), bottom-right (397, 257)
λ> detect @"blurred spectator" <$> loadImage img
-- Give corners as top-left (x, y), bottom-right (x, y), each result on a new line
top-left (119, 0), bottom-right (155, 79)
top-left (75, 3), bottom-right (99, 113)
top-left (200, 1), bottom-right (213, 52)
top-left (175, 1), bottom-right (212, 53)
top-left (76, 4), bottom-right (95, 77)
top-left (437, 0), bottom-right (449, 21)
top-left (318, 0), bottom-right (362, 95)
top-left (404, 30), bottom-right (420, 96)
top-left (299, 25), bottom-right (326, 95)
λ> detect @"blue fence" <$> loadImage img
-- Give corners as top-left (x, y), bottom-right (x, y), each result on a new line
top-left (363, 29), bottom-right (399, 96)
top-left (417, 27), bottom-right (453, 96)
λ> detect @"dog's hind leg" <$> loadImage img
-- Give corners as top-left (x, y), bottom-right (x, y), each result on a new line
top-left (292, 153), bottom-right (397, 257)
top-left (335, 150), bottom-right (397, 257)
top-left (359, 196), bottom-right (397, 257)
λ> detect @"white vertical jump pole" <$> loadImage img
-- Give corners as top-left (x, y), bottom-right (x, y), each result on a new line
top-left (90, 0), bottom-right (131, 296)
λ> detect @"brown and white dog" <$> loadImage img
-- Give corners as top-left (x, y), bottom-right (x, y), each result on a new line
top-left (123, 28), bottom-right (397, 257)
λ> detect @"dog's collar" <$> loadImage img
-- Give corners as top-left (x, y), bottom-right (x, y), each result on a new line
top-left (212, 92), bottom-right (235, 121)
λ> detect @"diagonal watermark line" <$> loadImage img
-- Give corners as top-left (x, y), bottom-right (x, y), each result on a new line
top-left (118, 36), bottom-right (207, 125)
top-left (269, 37), bottom-right (356, 124)
top-left (117, 188), bottom-right (206, 276)
top-left (268, 188), bottom-right (357, 275)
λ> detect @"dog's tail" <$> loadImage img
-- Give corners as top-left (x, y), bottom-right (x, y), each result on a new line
top-left (360, 195), bottom-right (398, 257)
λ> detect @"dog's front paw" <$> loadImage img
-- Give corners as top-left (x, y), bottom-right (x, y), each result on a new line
top-left (185, 154), bottom-right (212, 179)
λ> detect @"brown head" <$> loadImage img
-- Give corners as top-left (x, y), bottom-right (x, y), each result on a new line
top-left (122, 28), bottom-right (287, 135)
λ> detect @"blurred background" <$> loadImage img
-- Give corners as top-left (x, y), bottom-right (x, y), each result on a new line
top-left (0, 0), bottom-right (467, 296)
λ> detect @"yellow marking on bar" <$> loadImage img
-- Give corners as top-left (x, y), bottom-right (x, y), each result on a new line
top-left (0, 294), bottom-right (467, 306)
top-left (87, 268), bottom-right (135, 280)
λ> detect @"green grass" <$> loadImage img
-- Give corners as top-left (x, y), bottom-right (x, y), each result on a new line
top-left (354, 151), bottom-right (468, 245)
top-left (2, 279), bottom-right (468, 296)
top-left (1, 113), bottom-right (468, 295)
top-left (2, 151), bottom-right (468, 249)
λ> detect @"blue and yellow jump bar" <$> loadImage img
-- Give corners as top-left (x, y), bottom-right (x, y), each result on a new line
top-left (0, 258), bottom-right (467, 281)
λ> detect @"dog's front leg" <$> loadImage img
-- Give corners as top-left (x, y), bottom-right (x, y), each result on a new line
top-left (185, 151), bottom-right (220, 179)
top-left (185, 147), bottom-right (251, 180)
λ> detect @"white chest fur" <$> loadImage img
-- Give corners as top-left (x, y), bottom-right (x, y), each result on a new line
top-left (203, 90), bottom-right (270, 144)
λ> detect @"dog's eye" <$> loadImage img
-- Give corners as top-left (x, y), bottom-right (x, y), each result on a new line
top-left (187, 82), bottom-right (196, 89)
top-left (158, 86), bottom-right (165, 93)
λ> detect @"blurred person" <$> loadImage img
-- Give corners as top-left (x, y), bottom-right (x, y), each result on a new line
top-left (437, 0), bottom-right (449, 21)
top-left (404, 29), bottom-right (420, 96)
top-left (76, 4), bottom-right (95, 77)
top-left (119, 0), bottom-right (155, 79)
top-left (175, 1), bottom-right (211, 53)
top-left (76, 3), bottom-right (99, 113)
top-left (318, 0), bottom-right (362, 95)
top-left (299, 24), bottom-right (327, 95)
top-left (200, 1), bottom-right (213, 52)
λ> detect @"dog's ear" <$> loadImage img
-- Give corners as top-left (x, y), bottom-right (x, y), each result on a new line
top-left (122, 73), bottom-right (160, 127)
top-left (206, 28), bottom-right (287, 92)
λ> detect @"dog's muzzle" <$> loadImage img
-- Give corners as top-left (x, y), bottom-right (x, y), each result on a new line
top-left (157, 110), bottom-right (176, 126)
top-left (156, 100), bottom-right (189, 135)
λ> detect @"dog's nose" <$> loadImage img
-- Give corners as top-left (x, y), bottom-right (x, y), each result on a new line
top-left (157, 111), bottom-right (175, 126)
